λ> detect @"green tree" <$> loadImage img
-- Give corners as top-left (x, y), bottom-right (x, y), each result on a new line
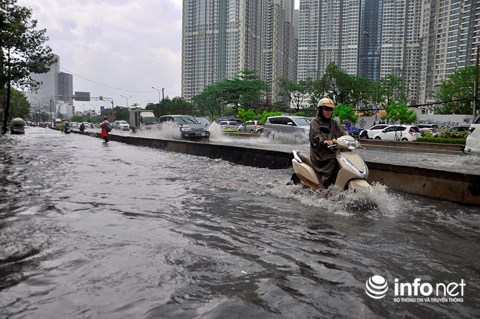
top-left (333, 103), bottom-right (359, 124)
top-left (379, 74), bottom-right (407, 108)
top-left (382, 101), bottom-right (417, 124)
top-left (1, 0), bottom-right (56, 133)
top-left (193, 69), bottom-right (266, 118)
top-left (277, 77), bottom-right (298, 109)
top-left (70, 114), bottom-right (85, 123)
top-left (8, 87), bottom-right (30, 118)
top-left (225, 69), bottom-right (266, 110)
top-left (436, 66), bottom-right (475, 114)
top-left (193, 82), bottom-right (224, 118)
top-left (317, 62), bottom-right (374, 109)
top-left (236, 107), bottom-right (260, 123)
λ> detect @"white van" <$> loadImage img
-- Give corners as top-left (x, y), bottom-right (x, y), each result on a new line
top-left (464, 116), bottom-right (480, 154)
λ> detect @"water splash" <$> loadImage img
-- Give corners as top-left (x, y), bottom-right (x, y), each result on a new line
top-left (264, 181), bottom-right (404, 218)
top-left (208, 122), bottom-right (226, 140)
top-left (462, 154), bottom-right (480, 166)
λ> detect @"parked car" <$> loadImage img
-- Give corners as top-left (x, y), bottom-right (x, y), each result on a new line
top-left (218, 120), bottom-right (239, 131)
top-left (347, 126), bottom-right (363, 135)
top-left (263, 116), bottom-right (311, 140)
top-left (114, 120), bottom-right (130, 131)
top-left (416, 123), bottom-right (439, 134)
top-left (159, 115), bottom-right (210, 140)
top-left (373, 125), bottom-right (421, 141)
top-left (359, 124), bottom-right (390, 139)
top-left (237, 120), bottom-right (263, 133)
top-left (447, 125), bottom-right (471, 132)
top-left (464, 117), bottom-right (480, 154)
top-left (432, 125), bottom-right (471, 137)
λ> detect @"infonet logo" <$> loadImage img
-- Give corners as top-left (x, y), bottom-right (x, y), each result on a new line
top-left (365, 275), bottom-right (388, 299)
top-left (365, 275), bottom-right (466, 303)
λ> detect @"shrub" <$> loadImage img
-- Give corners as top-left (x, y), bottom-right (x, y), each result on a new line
top-left (416, 137), bottom-right (466, 144)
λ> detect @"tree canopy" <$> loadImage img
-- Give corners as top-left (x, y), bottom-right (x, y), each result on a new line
top-left (193, 69), bottom-right (266, 119)
top-left (1, 0), bottom-right (56, 132)
top-left (436, 66), bottom-right (476, 114)
top-left (382, 101), bottom-right (417, 124)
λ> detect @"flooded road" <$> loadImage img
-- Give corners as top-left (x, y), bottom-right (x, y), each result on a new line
top-left (1, 127), bottom-right (479, 319)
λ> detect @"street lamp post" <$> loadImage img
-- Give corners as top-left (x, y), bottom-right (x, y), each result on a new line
top-left (152, 87), bottom-right (161, 103)
top-left (121, 94), bottom-right (132, 109)
top-left (152, 86), bottom-right (165, 115)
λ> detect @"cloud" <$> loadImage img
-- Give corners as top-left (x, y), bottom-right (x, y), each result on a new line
top-left (18, 0), bottom-right (183, 110)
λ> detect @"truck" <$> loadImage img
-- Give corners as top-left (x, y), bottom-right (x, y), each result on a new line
top-left (128, 109), bottom-right (158, 132)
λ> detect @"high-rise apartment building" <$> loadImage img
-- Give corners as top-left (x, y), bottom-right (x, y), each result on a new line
top-left (418, 0), bottom-right (479, 105)
top-left (29, 54), bottom-right (60, 112)
top-left (182, 0), bottom-right (297, 103)
top-left (297, 0), bottom-right (479, 107)
top-left (297, 0), bottom-right (362, 81)
top-left (58, 72), bottom-right (75, 118)
top-left (29, 55), bottom-right (74, 118)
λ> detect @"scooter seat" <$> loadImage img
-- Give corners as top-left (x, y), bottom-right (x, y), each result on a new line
top-left (297, 152), bottom-right (313, 166)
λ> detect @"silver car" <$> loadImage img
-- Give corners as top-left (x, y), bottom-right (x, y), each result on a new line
top-left (263, 116), bottom-right (311, 140)
top-left (237, 120), bottom-right (263, 133)
top-left (159, 115), bottom-right (210, 140)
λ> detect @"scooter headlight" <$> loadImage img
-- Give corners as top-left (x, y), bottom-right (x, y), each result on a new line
top-left (346, 139), bottom-right (357, 150)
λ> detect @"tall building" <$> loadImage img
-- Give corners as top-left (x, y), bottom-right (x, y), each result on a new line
top-left (418, 0), bottom-right (480, 106)
top-left (58, 72), bottom-right (75, 118)
top-left (29, 54), bottom-right (60, 114)
top-left (297, 0), bottom-right (362, 81)
top-left (29, 55), bottom-right (74, 118)
top-left (297, 0), bottom-right (479, 107)
top-left (182, 0), bottom-right (297, 104)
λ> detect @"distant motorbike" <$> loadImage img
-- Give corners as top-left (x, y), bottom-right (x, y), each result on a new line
top-left (290, 133), bottom-right (371, 191)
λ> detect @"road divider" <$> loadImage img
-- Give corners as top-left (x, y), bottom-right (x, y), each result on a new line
top-left (77, 130), bottom-right (479, 206)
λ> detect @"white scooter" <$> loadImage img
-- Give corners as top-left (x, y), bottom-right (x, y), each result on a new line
top-left (290, 133), bottom-right (371, 191)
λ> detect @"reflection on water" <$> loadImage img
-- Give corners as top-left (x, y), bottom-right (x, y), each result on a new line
top-left (0, 128), bottom-right (479, 319)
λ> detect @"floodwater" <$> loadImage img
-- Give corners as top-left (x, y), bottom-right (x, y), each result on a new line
top-left (0, 127), bottom-right (479, 319)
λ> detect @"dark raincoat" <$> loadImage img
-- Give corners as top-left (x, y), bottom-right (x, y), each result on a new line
top-left (309, 113), bottom-right (345, 187)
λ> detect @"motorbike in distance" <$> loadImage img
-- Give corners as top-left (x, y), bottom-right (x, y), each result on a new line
top-left (290, 127), bottom-right (371, 191)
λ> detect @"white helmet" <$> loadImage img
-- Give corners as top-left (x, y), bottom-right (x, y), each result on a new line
top-left (318, 98), bottom-right (335, 109)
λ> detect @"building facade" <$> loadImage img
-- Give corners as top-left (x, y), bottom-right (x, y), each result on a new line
top-left (29, 55), bottom-right (74, 119)
top-left (182, 0), bottom-right (297, 104)
top-left (297, 0), bottom-right (479, 107)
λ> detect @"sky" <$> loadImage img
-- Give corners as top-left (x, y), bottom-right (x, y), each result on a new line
top-left (18, 0), bottom-right (299, 112)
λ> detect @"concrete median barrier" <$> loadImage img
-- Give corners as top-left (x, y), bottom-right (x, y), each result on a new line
top-left (78, 130), bottom-right (479, 206)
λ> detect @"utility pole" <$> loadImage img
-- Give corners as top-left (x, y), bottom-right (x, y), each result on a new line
top-left (474, 46), bottom-right (479, 121)
top-left (161, 88), bottom-right (165, 116)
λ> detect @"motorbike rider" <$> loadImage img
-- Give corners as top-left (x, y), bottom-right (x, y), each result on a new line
top-left (309, 98), bottom-right (346, 188)
top-left (79, 122), bottom-right (85, 134)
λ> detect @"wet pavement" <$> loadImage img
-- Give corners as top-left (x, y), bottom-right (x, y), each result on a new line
top-left (0, 127), bottom-right (479, 319)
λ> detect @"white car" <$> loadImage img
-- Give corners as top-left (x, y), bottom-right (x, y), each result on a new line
top-left (464, 117), bottom-right (480, 154)
top-left (263, 116), bottom-right (311, 139)
top-left (373, 125), bottom-right (421, 142)
top-left (359, 124), bottom-right (390, 139)
top-left (114, 120), bottom-right (130, 131)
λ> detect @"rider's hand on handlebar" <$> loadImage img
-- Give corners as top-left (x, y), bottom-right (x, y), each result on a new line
top-left (323, 140), bottom-right (334, 146)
